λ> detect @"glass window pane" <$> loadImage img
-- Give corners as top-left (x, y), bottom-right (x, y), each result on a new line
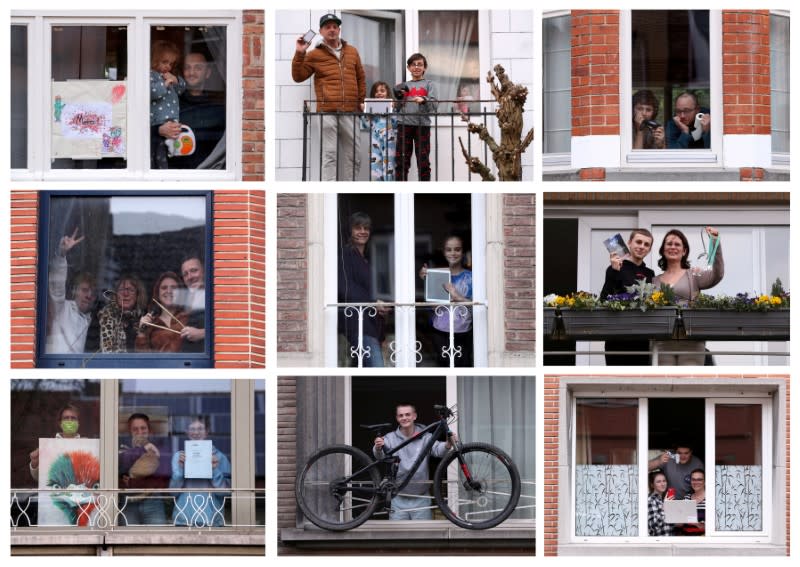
top-left (41, 195), bottom-right (208, 358)
top-left (770, 14), bottom-right (790, 154)
top-left (11, 25), bottom-right (28, 169)
top-left (254, 380), bottom-right (265, 525)
top-left (150, 25), bottom-right (227, 170)
top-left (575, 398), bottom-right (638, 536)
top-left (51, 25), bottom-right (128, 170)
top-left (415, 194), bottom-right (473, 367)
top-left (337, 194), bottom-right (394, 368)
top-left (715, 404), bottom-right (762, 532)
top-left (418, 11), bottom-right (479, 106)
top-left (11, 379), bottom-right (101, 526)
top-left (632, 10), bottom-right (711, 149)
top-left (458, 376), bottom-right (535, 520)
top-left (342, 12), bottom-right (398, 89)
top-left (118, 379), bottom-right (231, 526)
top-left (543, 15), bottom-right (571, 154)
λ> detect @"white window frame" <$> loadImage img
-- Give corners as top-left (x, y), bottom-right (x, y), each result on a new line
top-left (324, 194), bottom-right (488, 368)
top-left (569, 389), bottom-right (773, 544)
top-left (10, 10), bottom-right (242, 181)
top-left (620, 10), bottom-right (723, 168)
top-left (542, 10), bottom-right (573, 169)
top-left (769, 10), bottom-right (790, 170)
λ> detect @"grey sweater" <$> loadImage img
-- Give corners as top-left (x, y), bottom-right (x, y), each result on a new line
top-left (395, 78), bottom-right (438, 126)
top-left (373, 424), bottom-right (447, 495)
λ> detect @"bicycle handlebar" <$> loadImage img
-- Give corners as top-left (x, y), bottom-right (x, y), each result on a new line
top-left (434, 404), bottom-right (454, 418)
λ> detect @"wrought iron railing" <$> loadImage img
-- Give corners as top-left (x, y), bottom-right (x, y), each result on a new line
top-left (301, 99), bottom-right (498, 181)
top-left (10, 488), bottom-right (265, 529)
top-left (330, 300), bottom-right (486, 368)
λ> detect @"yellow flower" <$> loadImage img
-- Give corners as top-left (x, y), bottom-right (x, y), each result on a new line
top-left (651, 291), bottom-right (664, 304)
top-left (756, 295), bottom-right (770, 305)
top-left (771, 296), bottom-right (782, 306)
top-left (567, 297), bottom-right (575, 307)
top-left (555, 296), bottom-right (566, 306)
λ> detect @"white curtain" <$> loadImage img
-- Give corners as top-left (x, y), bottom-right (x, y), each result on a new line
top-left (543, 15), bottom-right (571, 154)
top-left (770, 14), bottom-right (790, 154)
top-left (419, 11), bottom-right (477, 107)
top-left (457, 376), bottom-right (534, 520)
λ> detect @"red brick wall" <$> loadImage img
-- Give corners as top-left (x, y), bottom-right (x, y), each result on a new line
top-left (722, 10), bottom-right (771, 136)
top-left (571, 10), bottom-right (620, 137)
top-left (503, 194), bottom-right (535, 352)
top-left (543, 374), bottom-right (790, 556)
top-left (10, 192), bottom-right (39, 369)
top-left (242, 10), bottom-right (265, 181)
top-left (9, 190), bottom-right (265, 368)
top-left (276, 194), bottom-right (308, 353)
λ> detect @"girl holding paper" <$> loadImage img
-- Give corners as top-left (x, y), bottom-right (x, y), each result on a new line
top-left (652, 227), bottom-right (724, 365)
top-left (419, 235), bottom-right (473, 367)
top-left (135, 272), bottom-right (188, 352)
top-left (170, 417), bottom-right (231, 527)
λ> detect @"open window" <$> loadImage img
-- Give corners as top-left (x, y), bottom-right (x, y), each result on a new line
top-left (36, 191), bottom-right (212, 368)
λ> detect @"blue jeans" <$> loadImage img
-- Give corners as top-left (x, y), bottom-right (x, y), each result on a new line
top-left (118, 495), bottom-right (167, 525)
top-left (351, 334), bottom-right (384, 367)
top-left (390, 495), bottom-right (433, 520)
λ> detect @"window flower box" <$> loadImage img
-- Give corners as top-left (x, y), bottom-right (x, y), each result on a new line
top-left (558, 307), bottom-right (678, 339)
top-left (680, 309), bottom-right (790, 340)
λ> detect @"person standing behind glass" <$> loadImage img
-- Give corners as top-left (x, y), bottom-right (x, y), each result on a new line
top-left (118, 413), bottom-right (169, 525)
top-left (338, 212), bottom-right (387, 367)
top-left (29, 403), bottom-right (82, 481)
top-left (170, 417), bottom-right (231, 527)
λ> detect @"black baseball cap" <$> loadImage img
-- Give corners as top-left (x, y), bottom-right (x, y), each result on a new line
top-left (319, 13), bottom-right (342, 27)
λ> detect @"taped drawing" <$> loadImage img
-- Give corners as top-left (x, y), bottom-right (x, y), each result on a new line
top-left (37, 438), bottom-right (101, 527)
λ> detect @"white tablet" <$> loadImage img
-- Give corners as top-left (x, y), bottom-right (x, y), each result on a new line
top-left (425, 268), bottom-right (451, 303)
top-left (364, 98), bottom-right (393, 114)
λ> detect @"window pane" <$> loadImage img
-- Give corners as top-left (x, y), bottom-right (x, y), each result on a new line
top-left (632, 11), bottom-right (711, 149)
top-left (254, 380), bottom-right (265, 525)
top-left (770, 14), bottom-right (790, 154)
top-left (415, 194), bottom-right (473, 367)
top-left (418, 11), bottom-right (479, 106)
top-left (575, 398), bottom-right (638, 536)
top-left (337, 194), bottom-right (394, 367)
top-left (150, 25), bottom-right (227, 170)
top-left (715, 404), bottom-right (762, 531)
top-left (51, 25), bottom-right (128, 169)
top-left (11, 25), bottom-right (28, 169)
top-left (342, 12), bottom-right (398, 88)
top-left (118, 379), bottom-right (231, 526)
top-left (41, 195), bottom-right (208, 358)
top-left (11, 379), bottom-right (101, 526)
top-left (458, 376), bottom-right (535, 520)
top-left (543, 15), bottom-right (571, 154)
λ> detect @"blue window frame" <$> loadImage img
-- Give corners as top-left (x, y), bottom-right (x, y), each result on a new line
top-left (35, 190), bottom-right (213, 368)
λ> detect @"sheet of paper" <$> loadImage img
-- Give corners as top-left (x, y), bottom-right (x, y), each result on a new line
top-left (663, 499), bottom-right (698, 523)
top-left (184, 439), bottom-right (213, 479)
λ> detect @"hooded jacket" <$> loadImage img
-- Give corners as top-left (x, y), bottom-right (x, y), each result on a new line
top-left (292, 40), bottom-right (366, 112)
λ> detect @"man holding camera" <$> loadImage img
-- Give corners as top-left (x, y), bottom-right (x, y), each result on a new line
top-left (292, 13), bottom-right (366, 181)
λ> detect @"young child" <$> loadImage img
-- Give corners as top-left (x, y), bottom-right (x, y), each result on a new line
top-left (360, 81), bottom-right (398, 181)
top-left (394, 53), bottom-right (437, 181)
top-left (150, 40), bottom-right (186, 169)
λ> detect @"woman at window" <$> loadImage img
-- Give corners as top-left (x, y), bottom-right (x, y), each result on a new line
top-left (652, 227), bottom-right (723, 365)
top-left (680, 468), bottom-right (706, 536)
top-left (647, 471), bottom-right (674, 536)
top-left (97, 275), bottom-right (148, 353)
top-left (169, 417), bottom-right (231, 527)
top-left (632, 90), bottom-right (665, 149)
top-left (135, 272), bottom-right (188, 352)
top-left (419, 235), bottom-right (473, 366)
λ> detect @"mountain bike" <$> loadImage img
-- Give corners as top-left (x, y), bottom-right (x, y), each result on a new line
top-left (295, 404), bottom-right (521, 531)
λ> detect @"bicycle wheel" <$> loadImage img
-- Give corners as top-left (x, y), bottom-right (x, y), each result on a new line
top-left (433, 442), bottom-right (521, 529)
top-left (295, 444), bottom-right (382, 531)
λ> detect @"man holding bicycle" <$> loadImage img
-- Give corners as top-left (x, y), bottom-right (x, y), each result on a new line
top-left (373, 403), bottom-right (457, 520)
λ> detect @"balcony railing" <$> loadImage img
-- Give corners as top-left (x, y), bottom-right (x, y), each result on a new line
top-left (301, 99), bottom-right (499, 181)
top-left (329, 301), bottom-right (486, 368)
top-left (10, 488), bottom-right (265, 529)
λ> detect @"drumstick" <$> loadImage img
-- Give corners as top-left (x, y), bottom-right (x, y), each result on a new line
top-left (141, 320), bottom-right (181, 335)
top-left (152, 298), bottom-right (186, 329)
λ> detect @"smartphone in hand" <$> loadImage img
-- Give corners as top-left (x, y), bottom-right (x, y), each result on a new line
top-left (302, 29), bottom-right (316, 44)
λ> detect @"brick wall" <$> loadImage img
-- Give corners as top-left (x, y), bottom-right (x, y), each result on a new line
top-left (9, 190), bottom-right (265, 368)
top-left (276, 194), bottom-right (308, 353)
top-left (543, 374), bottom-right (790, 556)
top-left (242, 10), bottom-right (265, 181)
top-left (10, 192), bottom-right (39, 368)
top-left (571, 10), bottom-right (620, 137)
top-left (722, 10), bottom-right (771, 136)
top-left (503, 194), bottom-right (535, 352)
top-left (277, 376), bottom-right (298, 531)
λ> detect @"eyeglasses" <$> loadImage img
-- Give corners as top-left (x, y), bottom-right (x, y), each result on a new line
top-left (675, 107), bottom-right (697, 115)
top-left (690, 477), bottom-right (705, 482)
